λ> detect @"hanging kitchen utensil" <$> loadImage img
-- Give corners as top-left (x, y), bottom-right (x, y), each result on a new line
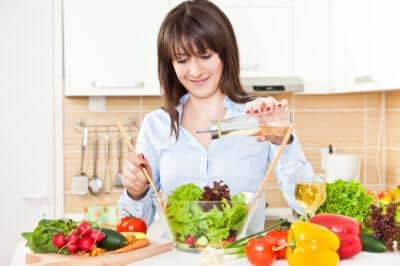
top-left (129, 124), bottom-right (135, 149)
top-left (88, 132), bottom-right (103, 195)
top-left (71, 127), bottom-right (89, 195)
top-left (238, 124), bottom-right (294, 238)
top-left (113, 133), bottom-right (124, 188)
top-left (103, 130), bottom-right (111, 192)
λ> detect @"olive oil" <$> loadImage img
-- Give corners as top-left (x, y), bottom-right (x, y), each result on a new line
top-left (295, 183), bottom-right (326, 215)
top-left (197, 117), bottom-right (290, 139)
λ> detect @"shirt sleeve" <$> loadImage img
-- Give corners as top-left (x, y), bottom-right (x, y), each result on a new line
top-left (118, 114), bottom-right (160, 225)
top-left (268, 133), bottom-right (314, 215)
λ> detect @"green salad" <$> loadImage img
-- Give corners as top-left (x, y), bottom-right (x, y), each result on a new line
top-left (166, 182), bottom-right (248, 249)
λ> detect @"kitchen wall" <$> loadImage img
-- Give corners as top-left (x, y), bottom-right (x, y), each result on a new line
top-left (64, 92), bottom-right (393, 212)
top-left (386, 92), bottom-right (400, 188)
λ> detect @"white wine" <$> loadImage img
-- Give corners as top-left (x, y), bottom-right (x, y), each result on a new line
top-left (295, 183), bottom-right (326, 214)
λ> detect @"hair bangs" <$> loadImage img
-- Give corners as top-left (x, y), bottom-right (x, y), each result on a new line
top-left (165, 18), bottom-right (216, 61)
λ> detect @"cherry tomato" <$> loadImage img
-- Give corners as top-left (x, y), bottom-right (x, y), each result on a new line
top-left (116, 216), bottom-right (147, 233)
top-left (264, 229), bottom-right (288, 259)
top-left (245, 236), bottom-right (276, 266)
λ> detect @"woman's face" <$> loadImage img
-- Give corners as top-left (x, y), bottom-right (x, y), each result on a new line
top-left (172, 49), bottom-right (223, 99)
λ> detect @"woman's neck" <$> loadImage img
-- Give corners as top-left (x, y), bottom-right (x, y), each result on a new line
top-left (186, 91), bottom-right (226, 120)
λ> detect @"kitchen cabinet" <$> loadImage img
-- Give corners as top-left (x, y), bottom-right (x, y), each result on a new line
top-left (293, 0), bottom-right (331, 92)
top-left (171, 0), bottom-right (296, 78)
top-left (370, 0), bottom-right (400, 90)
top-left (294, 0), bottom-right (379, 93)
top-left (64, 0), bottom-right (400, 96)
top-left (330, 0), bottom-right (376, 92)
top-left (63, 0), bottom-right (169, 96)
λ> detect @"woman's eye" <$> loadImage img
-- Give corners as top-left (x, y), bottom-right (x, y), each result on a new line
top-left (199, 54), bottom-right (211, 59)
top-left (176, 58), bottom-right (189, 64)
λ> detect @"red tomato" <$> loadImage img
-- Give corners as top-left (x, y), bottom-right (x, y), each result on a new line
top-left (264, 229), bottom-right (288, 259)
top-left (116, 216), bottom-right (147, 233)
top-left (245, 236), bottom-right (276, 266)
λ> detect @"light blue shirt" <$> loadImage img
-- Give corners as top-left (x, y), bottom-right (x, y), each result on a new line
top-left (119, 94), bottom-right (313, 231)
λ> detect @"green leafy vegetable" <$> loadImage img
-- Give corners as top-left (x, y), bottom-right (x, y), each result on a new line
top-left (168, 183), bottom-right (203, 202)
top-left (166, 183), bottom-right (248, 247)
top-left (22, 219), bottom-right (78, 254)
top-left (395, 206), bottom-right (400, 224)
top-left (316, 179), bottom-right (374, 223)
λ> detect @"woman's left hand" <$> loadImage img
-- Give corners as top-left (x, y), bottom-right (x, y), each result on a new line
top-left (245, 97), bottom-right (289, 143)
top-left (245, 97), bottom-right (288, 115)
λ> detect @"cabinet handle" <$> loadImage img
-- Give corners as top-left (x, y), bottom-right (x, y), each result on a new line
top-left (92, 80), bottom-right (145, 89)
top-left (240, 64), bottom-right (259, 72)
top-left (22, 194), bottom-right (50, 201)
top-left (354, 75), bottom-right (375, 84)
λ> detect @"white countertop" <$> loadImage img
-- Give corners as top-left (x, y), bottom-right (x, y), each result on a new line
top-left (11, 240), bottom-right (400, 266)
top-left (11, 208), bottom-right (400, 265)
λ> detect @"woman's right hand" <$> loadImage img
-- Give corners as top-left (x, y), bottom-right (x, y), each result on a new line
top-left (122, 153), bottom-right (151, 200)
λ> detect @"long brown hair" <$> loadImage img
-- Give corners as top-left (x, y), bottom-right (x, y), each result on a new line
top-left (157, 0), bottom-right (252, 138)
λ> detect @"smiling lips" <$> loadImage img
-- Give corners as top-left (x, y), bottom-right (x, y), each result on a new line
top-left (190, 77), bottom-right (209, 86)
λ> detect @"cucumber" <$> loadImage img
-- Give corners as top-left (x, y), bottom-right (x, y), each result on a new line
top-left (360, 233), bottom-right (387, 252)
top-left (98, 228), bottom-right (127, 251)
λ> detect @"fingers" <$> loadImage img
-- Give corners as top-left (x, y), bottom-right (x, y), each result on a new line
top-left (122, 162), bottom-right (148, 187)
top-left (122, 152), bottom-right (151, 197)
top-left (255, 135), bottom-right (267, 142)
top-left (277, 99), bottom-right (288, 109)
top-left (246, 97), bottom-right (288, 116)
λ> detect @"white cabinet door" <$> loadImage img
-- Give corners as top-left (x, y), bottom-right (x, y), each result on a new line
top-left (371, 0), bottom-right (400, 89)
top-left (331, 0), bottom-right (373, 92)
top-left (64, 0), bottom-right (169, 94)
top-left (170, 0), bottom-right (295, 77)
top-left (293, 0), bottom-right (331, 92)
top-left (295, 0), bottom-right (376, 93)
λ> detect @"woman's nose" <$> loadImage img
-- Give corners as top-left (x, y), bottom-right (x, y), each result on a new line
top-left (188, 58), bottom-right (202, 77)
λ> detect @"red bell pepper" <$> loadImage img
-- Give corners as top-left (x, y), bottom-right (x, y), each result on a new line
top-left (310, 213), bottom-right (362, 259)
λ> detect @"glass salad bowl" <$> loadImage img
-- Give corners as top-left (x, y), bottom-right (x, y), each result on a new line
top-left (164, 182), bottom-right (250, 252)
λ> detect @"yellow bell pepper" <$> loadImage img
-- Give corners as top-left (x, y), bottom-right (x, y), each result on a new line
top-left (286, 221), bottom-right (340, 266)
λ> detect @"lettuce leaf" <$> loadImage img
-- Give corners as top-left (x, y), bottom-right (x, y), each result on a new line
top-left (22, 219), bottom-right (78, 254)
top-left (316, 179), bottom-right (374, 223)
top-left (168, 183), bottom-right (203, 202)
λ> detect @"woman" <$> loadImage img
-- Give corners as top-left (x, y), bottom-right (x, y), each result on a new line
top-left (119, 0), bottom-right (312, 232)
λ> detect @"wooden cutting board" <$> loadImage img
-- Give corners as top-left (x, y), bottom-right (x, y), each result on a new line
top-left (25, 240), bottom-right (174, 266)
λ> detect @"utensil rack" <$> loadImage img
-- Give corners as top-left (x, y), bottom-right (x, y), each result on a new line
top-left (75, 120), bottom-right (138, 135)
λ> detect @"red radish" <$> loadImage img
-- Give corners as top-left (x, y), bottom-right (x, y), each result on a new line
top-left (89, 230), bottom-right (105, 243)
top-left (227, 235), bottom-right (236, 243)
top-left (184, 236), bottom-right (195, 246)
top-left (66, 231), bottom-right (79, 245)
top-left (78, 236), bottom-right (95, 252)
top-left (51, 233), bottom-right (66, 249)
top-left (77, 221), bottom-right (91, 236)
top-left (82, 228), bottom-right (93, 238)
top-left (67, 243), bottom-right (79, 254)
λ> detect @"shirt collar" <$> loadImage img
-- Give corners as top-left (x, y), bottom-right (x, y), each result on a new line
top-left (176, 93), bottom-right (235, 113)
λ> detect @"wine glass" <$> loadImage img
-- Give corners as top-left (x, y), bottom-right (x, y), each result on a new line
top-left (295, 171), bottom-right (326, 219)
